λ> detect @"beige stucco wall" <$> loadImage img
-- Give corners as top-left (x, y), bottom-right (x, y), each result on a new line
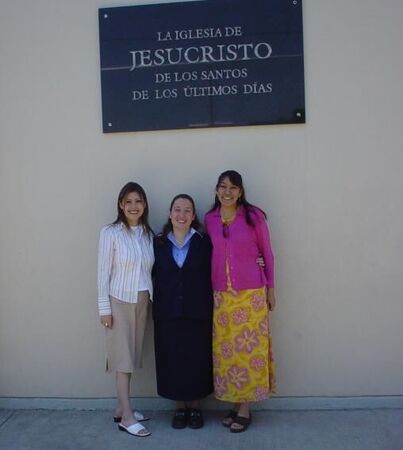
top-left (1, 0), bottom-right (403, 399)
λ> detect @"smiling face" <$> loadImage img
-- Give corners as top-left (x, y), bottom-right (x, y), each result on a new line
top-left (119, 191), bottom-right (145, 226)
top-left (216, 176), bottom-right (242, 209)
top-left (169, 197), bottom-right (195, 233)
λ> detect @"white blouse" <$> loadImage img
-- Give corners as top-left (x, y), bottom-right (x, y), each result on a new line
top-left (97, 222), bottom-right (154, 316)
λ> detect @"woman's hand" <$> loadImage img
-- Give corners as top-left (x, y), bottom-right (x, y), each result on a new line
top-left (100, 315), bottom-right (113, 329)
top-left (256, 255), bottom-right (265, 268)
top-left (266, 288), bottom-right (276, 312)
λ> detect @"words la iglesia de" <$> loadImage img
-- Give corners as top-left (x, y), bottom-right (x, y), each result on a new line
top-left (157, 26), bottom-right (243, 42)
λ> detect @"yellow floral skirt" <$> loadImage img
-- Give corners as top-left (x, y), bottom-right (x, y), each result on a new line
top-left (212, 287), bottom-right (276, 402)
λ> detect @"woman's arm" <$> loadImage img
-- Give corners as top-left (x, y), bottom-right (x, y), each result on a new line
top-left (266, 287), bottom-right (276, 311)
top-left (255, 215), bottom-right (276, 311)
top-left (97, 227), bottom-right (114, 317)
top-left (254, 213), bottom-right (275, 289)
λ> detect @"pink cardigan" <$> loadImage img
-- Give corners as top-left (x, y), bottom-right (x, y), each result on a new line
top-left (204, 206), bottom-right (275, 291)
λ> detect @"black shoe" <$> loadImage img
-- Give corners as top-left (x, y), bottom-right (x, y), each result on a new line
top-left (222, 410), bottom-right (237, 427)
top-left (172, 408), bottom-right (188, 429)
top-left (188, 408), bottom-right (204, 429)
top-left (229, 413), bottom-right (252, 433)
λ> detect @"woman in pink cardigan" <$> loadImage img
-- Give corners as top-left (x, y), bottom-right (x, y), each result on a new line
top-left (204, 170), bottom-right (276, 433)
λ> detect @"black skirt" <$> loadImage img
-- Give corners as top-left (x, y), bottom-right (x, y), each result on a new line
top-left (154, 318), bottom-right (213, 401)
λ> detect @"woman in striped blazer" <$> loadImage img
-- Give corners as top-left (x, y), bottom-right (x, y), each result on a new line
top-left (97, 182), bottom-right (154, 437)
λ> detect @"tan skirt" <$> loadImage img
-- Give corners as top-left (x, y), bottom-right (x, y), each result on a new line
top-left (105, 291), bottom-right (149, 373)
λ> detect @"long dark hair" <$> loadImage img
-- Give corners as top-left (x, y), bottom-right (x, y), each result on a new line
top-left (208, 170), bottom-right (267, 226)
top-left (113, 182), bottom-right (153, 236)
top-left (158, 194), bottom-right (201, 242)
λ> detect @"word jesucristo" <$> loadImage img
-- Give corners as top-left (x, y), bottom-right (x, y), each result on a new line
top-left (129, 26), bottom-right (272, 70)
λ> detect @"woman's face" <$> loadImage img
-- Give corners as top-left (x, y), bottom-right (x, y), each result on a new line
top-left (216, 177), bottom-right (242, 208)
top-left (119, 191), bottom-right (145, 226)
top-left (170, 198), bottom-right (195, 233)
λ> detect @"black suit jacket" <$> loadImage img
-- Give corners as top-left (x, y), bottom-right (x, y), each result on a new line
top-left (152, 232), bottom-right (213, 321)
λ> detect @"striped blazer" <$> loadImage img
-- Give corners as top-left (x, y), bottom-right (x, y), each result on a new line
top-left (97, 222), bottom-right (154, 316)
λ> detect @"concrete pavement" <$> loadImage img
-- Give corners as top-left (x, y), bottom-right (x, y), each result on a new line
top-left (1, 409), bottom-right (402, 450)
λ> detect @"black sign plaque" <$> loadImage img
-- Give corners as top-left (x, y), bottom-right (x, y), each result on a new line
top-left (99, 0), bottom-right (305, 133)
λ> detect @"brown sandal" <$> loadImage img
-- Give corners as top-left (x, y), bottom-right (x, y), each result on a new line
top-left (222, 410), bottom-right (238, 427)
top-left (230, 414), bottom-right (252, 433)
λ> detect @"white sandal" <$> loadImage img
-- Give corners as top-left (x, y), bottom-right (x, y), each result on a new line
top-left (118, 422), bottom-right (151, 437)
top-left (113, 409), bottom-right (150, 423)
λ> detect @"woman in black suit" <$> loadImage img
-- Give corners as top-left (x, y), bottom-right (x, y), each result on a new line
top-left (153, 194), bottom-right (213, 429)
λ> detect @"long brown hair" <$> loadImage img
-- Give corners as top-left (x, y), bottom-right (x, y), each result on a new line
top-left (113, 182), bottom-right (153, 236)
top-left (208, 170), bottom-right (266, 226)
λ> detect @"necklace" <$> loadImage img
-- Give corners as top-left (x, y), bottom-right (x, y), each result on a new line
top-left (220, 214), bottom-right (236, 224)
top-left (220, 207), bottom-right (237, 222)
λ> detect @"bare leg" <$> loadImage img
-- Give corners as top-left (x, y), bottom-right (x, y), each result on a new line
top-left (115, 398), bottom-right (122, 417)
top-left (237, 402), bottom-right (250, 418)
top-left (116, 372), bottom-right (136, 426)
top-left (189, 400), bottom-right (200, 409)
